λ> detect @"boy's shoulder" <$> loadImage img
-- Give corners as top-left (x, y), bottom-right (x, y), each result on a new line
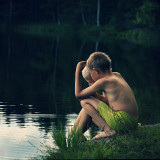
top-left (94, 72), bottom-right (124, 90)
top-left (96, 72), bottom-right (122, 84)
top-left (103, 72), bottom-right (122, 83)
top-left (98, 74), bottom-right (115, 84)
top-left (105, 72), bottom-right (121, 79)
top-left (113, 72), bottom-right (121, 76)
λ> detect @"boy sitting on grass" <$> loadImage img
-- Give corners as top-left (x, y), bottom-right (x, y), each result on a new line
top-left (75, 52), bottom-right (138, 139)
top-left (71, 65), bottom-right (110, 138)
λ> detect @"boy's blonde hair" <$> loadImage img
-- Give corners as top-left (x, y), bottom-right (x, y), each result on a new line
top-left (82, 66), bottom-right (92, 80)
top-left (87, 52), bottom-right (112, 72)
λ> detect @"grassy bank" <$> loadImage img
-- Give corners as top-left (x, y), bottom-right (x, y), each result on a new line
top-left (37, 124), bottom-right (160, 159)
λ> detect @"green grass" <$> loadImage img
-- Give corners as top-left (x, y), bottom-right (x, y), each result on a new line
top-left (37, 125), bottom-right (160, 159)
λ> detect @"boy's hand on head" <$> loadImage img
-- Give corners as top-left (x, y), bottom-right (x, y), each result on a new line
top-left (76, 61), bottom-right (86, 72)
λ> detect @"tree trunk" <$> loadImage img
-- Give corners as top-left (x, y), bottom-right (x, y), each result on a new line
top-left (57, 0), bottom-right (61, 25)
top-left (97, 0), bottom-right (100, 27)
top-left (80, 0), bottom-right (87, 26)
top-left (9, 0), bottom-right (13, 23)
top-left (53, 37), bottom-right (60, 88)
top-left (95, 41), bottom-right (99, 52)
top-left (78, 39), bottom-right (86, 61)
top-left (52, 37), bottom-right (60, 108)
top-left (33, 0), bottom-right (39, 23)
top-left (7, 35), bottom-right (11, 81)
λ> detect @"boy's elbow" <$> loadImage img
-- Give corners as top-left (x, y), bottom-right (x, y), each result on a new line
top-left (75, 93), bottom-right (81, 99)
top-left (75, 93), bottom-right (88, 100)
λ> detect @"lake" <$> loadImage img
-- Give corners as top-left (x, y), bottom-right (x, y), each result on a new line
top-left (0, 31), bottom-right (160, 159)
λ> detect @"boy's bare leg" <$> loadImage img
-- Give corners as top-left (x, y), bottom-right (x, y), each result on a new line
top-left (80, 97), bottom-right (116, 139)
top-left (70, 108), bottom-right (92, 135)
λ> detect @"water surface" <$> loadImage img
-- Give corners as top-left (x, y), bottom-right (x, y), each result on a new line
top-left (0, 31), bottom-right (160, 159)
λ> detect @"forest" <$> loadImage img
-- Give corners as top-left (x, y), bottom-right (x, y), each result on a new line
top-left (0, 0), bottom-right (160, 33)
top-left (0, 1), bottom-right (160, 159)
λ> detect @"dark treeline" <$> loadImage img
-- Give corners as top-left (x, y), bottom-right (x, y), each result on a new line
top-left (0, 0), bottom-right (160, 30)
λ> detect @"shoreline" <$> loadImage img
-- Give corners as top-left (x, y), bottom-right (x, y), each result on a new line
top-left (36, 123), bottom-right (160, 159)
top-left (1, 23), bottom-right (159, 46)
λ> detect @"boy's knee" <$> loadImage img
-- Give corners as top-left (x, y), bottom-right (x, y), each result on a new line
top-left (80, 97), bottom-right (99, 107)
top-left (80, 99), bottom-right (89, 106)
top-left (80, 99), bottom-right (86, 106)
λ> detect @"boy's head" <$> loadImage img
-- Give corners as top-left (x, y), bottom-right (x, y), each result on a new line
top-left (87, 52), bottom-right (112, 72)
top-left (82, 66), bottom-right (94, 86)
top-left (87, 52), bottom-right (112, 81)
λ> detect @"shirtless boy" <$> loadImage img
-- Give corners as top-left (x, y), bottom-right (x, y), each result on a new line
top-left (71, 66), bottom-right (110, 137)
top-left (75, 52), bottom-right (138, 139)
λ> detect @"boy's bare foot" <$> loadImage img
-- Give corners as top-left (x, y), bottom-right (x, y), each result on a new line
top-left (92, 129), bottom-right (116, 140)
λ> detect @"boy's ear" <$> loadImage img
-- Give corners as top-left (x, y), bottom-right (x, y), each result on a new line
top-left (92, 68), bottom-right (99, 74)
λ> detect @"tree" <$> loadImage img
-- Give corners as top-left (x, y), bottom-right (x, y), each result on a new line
top-left (9, 0), bottom-right (13, 23)
top-left (133, 0), bottom-right (158, 27)
top-left (57, 0), bottom-right (61, 25)
top-left (40, 0), bottom-right (61, 24)
top-left (96, 0), bottom-right (100, 26)
top-left (80, 0), bottom-right (87, 26)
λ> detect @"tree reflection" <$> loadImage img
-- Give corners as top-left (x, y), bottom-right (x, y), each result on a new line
top-left (0, 32), bottom-right (160, 131)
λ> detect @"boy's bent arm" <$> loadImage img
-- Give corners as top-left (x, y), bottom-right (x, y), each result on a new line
top-left (93, 92), bottom-right (109, 105)
top-left (75, 62), bottom-right (105, 99)
top-left (75, 62), bottom-right (83, 98)
top-left (75, 80), bottom-right (104, 99)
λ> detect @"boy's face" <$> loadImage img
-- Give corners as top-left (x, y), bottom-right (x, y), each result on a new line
top-left (89, 69), bottom-right (100, 81)
top-left (85, 78), bottom-right (95, 86)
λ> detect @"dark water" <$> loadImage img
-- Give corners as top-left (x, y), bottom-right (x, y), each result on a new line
top-left (0, 31), bottom-right (160, 159)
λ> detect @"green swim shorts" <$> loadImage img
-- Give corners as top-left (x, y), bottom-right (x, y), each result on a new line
top-left (97, 101), bottom-right (138, 132)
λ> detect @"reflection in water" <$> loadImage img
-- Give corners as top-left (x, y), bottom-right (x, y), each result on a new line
top-left (7, 35), bottom-right (11, 81)
top-left (0, 32), bottom-right (160, 159)
top-left (0, 112), bottom-right (55, 159)
top-left (0, 104), bottom-right (97, 159)
top-left (79, 39), bottom-right (86, 61)
top-left (95, 40), bottom-right (99, 52)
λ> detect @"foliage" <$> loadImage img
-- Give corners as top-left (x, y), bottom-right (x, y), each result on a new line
top-left (38, 125), bottom-right (160, 159)
top-left (133, 0), bottom-right (158, 27)
top-left (52, 122), bottom-right (67, 150)
top-left (117, 28), bottom-right (160, 47)
top-left (0, 0), bottom-right (160, 30)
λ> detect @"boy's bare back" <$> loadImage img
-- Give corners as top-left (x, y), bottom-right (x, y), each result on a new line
top-left (102, 72), bottom-right (138, 119)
